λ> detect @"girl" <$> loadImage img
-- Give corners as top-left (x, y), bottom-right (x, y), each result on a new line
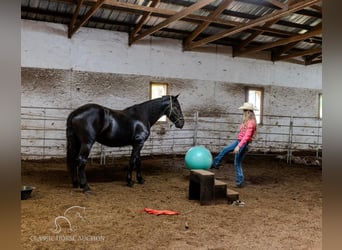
top-left (211, 102), bottom-right (257, 188)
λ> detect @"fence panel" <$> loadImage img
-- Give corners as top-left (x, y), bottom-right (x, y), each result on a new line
top-left (21, 107), bottom-right (322, 163)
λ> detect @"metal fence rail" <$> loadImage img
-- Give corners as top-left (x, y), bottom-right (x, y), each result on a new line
top-left (192, 112), bottom-right (322, 161)
top-left (21, 106), bottom-right (322, 163)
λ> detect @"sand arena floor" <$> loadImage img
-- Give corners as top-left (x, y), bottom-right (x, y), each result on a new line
top-left (21, 155), bottom-right (322, 250)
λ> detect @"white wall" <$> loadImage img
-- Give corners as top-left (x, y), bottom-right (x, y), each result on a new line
top-left (21, 20), bottom-right (322, 90)
top-left (21, 20), bottom-right (322, 159)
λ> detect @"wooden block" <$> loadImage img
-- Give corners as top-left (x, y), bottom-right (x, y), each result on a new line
top-left (191, 169), bottom-right (215, 176)
top-left (215, 179), bottom-right (227, 186)
top-left (214, 179), bottom-right (227, 200)
top-left (189, 169), bottom-right (215, 205)
top-left (227, 188), bottom-right (239, 203)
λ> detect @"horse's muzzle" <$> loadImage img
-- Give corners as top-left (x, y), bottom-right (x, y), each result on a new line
top-left (175, 119), bottom-right (184, 128)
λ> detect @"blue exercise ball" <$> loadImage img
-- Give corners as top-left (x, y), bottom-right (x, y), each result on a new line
top-left (185, 146), bottom-right (213, 170)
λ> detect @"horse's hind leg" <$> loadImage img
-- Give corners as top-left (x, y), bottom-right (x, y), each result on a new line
top-left (71, 165), bottom-right (79, 188)
top-left (67, 150), bottom-right (80, 188)
top-left (77, 142), bottom-right (94, 192)
top-left (66, 125), bottom-right (82, 188)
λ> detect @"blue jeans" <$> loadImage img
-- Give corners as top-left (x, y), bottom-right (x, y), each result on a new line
top-left (213, 140), bottom-right (248, 186)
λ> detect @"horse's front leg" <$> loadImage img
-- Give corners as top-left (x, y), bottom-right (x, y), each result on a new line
top-left (127, 143), bottom-right (144, 187)
top-left (127, 153), bottom-right (135, 187)
top-left (135, 150), bottom-right (145, 185)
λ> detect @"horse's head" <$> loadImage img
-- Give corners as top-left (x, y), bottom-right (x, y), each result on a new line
top-left (165, 94), bottom-right (184, 129)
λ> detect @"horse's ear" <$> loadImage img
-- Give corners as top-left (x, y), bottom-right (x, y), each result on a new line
top-left (175, 93), bottom-right (180, 99)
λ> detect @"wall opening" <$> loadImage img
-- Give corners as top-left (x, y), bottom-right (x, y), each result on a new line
top-left (150, 82), bottom-right (168, 122)
top-left (245, 87), bottom-right (263, 124)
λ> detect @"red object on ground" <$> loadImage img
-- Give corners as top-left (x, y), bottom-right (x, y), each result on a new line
top-left (143, 208), bottom-right (180, 215)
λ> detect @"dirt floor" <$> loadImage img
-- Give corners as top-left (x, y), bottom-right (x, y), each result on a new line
top-left (21, 154), bottom-right (322, 250)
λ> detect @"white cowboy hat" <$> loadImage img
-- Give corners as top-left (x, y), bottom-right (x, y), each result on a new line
top-left (238, 102), bottom-right (258, 111)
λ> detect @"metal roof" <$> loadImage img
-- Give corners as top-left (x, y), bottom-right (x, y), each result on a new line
top-left (21, 0), bottom-right (322, 65)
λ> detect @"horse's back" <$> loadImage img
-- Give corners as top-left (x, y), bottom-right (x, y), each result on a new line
top-left (69, 103), bottom-right (137, 146)
top-left (69, 103), bottom-right (105, 116)
top-left (68, 104), bottom-right (110, 138)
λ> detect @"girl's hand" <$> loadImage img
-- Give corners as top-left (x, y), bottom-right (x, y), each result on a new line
top-left (234, 146), bottom-right (240, 154)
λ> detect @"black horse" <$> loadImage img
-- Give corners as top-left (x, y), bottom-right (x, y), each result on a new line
top-left (66, 95), bottom-right (184, 192)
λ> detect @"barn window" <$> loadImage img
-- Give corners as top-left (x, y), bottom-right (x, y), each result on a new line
top-left (246, 87), bottom-right (263, 124)
top-left (150, 82), bottom-right (168, 122)
top-left (319, 93), bottom-right (322, 119)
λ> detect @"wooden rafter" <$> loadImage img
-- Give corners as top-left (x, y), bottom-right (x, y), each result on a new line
top-left (271, 41), bottom-right (298, 61)
top-left (183, 0), bottom-right (233, 48)
top-left (235, 23), bottom-right (321, 57)
top-left (128, 0), bottom-right (160, 46)
top-left (21, 0), bottom-right (322, 65)
top-left (64, 0), bottom-right (318, 40)
top-left (130, 0), bottom-right (216, 45)
top-left (185, 0), bottom-right (320, 50)
top-left (265, 0), bottom-right (286, 9)
top-left (309, 4), bottom-right (322, 12)
top-left (306, 51), bottom-right (321, 61)
top-left (68, 0), bottom-right (105, 38)
top-left (68, 0), bottom-right (84, 38)
top-left (234, 0), bottom-right (299, 53)
top-left (233, 18), bottom-right (280, 54)
top-left (273, 47), bottom-right (321, 61)
top-left (305, 53), bottom-right (322, 65)
top-left (22, 1), bottom-right (312, 39)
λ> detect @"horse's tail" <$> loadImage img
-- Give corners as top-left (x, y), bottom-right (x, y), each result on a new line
top-left (66, 112), bottom-right (80, 187)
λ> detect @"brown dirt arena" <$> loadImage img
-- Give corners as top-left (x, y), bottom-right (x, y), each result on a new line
top-left (21, 154), bottom-right (322, 250)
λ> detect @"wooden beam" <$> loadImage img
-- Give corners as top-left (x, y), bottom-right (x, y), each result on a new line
top-left (129, 0), bottom-right (160, 45)
top-left (265, 0), bottom-right (286, 9)
top-left (234, 18), bottom-right (280, 54)
top-left (68, 0), bottom-right (84, 38)
top-left (274, 47), bottom-right (321, 61)
top-left (309, 4), bottom-right (322, 12)
top-left (305, 55), bottom-right (322, 65)
top-left (130, 0), bottom-right (215, 44)
top-left (22, 3), bottom-right (309, 41)
top-left (235, 0), bottom-right (296, 52)
top-left (183, 0), bottom-right (233, 48)
top-left (306, 51), bottom-right (321, 61)
top-left (49, 0), bottom-right (320, 32)
top-left (236, 23), bottom-right (321, 56)
top-left (66, 0), bottom-right (312, 39)
top-left (186, 0), bottom-right (320, 50)
top-left (275, 41), bottom-right (298, 55)
top-left (68, 0), bottom-right (105, 38)
top-left (271, 41), bottom-right (298, 60)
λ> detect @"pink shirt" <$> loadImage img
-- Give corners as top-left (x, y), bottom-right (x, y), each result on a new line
top-left (237, 120), bottom-right (257, 148)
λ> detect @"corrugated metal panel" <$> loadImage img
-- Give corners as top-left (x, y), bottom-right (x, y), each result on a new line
top-left (229, 1), bottom-right (274, 19)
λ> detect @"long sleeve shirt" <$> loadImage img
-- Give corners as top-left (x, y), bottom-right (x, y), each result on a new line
top-left (237, 120), bottom-right (257, 148)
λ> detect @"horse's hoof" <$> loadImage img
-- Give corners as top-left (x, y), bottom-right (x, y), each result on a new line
top-left (137, 178), bottom-right (145, 184)
top-left (72, 181), bottom-right (79, 188)
top-left (127, 181), bottom-right (135, 187)
top-left (82, 184), bottom-right (91, 193)
top-left (83, 189), bottom-right (94, 195)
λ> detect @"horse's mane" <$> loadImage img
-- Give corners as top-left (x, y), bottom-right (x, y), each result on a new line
top-left (124, 96), bottom-right (168, 111)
